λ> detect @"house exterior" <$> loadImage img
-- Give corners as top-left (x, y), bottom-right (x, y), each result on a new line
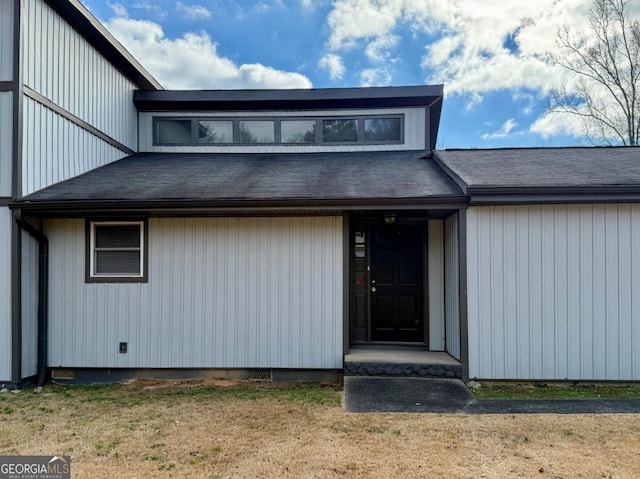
top-left (2, 0), bottom-right (640, 386)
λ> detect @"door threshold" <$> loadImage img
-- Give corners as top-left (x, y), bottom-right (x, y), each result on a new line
top-left (351, 341), bottom-right (428, 350)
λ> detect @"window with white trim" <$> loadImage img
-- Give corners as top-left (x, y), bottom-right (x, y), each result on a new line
top-left (87, 221), bottom-right (147, 282)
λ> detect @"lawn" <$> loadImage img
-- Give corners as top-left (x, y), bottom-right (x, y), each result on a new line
top-left (1, 379), bottom-right (640, 478)
top-left (473, 382), bottom-right (640, 399)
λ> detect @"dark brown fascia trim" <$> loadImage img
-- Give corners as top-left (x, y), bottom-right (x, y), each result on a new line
top-left (468, 190), bottom-right (640, 205)
top-left (11, 196), bottom-right (471, 215)
top-left (134, 85), bottom-right (444, 111)
top-left (457, 209), bottom-right (469, 382)
top-left (43, 0), bottom-right (162, 90)
top-left (24, 87), bottom-right (136, 155)
top-left (10, 0), bottom-right (23, 384)
top-left (427, 96), bottom-right (443, 151)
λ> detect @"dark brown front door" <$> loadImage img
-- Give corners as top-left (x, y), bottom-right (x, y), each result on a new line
top-left (370, 224), bottom-right (424, 342)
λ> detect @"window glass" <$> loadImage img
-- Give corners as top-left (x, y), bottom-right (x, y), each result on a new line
top-left (156, 119), bottom-right (192, 144)
top-left (238, 121), bottom-right (274, 143)
top-left (197, 120), bottom-right (233, 143)
top-left (91, 222), bottom-right (143, 278)
top-left (94, 224), bottom-right (140, 248)
top-left (281, 120), bottom-right (316, 143)
top-left (95, 251), bottom-right (141, 275)
top-left (323, 119), bottom-right (357, 142)
top-left (364, 118), bottom-right (401, 142)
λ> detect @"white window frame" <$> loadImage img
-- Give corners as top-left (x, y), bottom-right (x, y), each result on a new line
top-left (88, 221), bottom-right (146, 281)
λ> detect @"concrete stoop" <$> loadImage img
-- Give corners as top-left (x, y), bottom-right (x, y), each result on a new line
top-left (344, 347), bottom-right (462, 379)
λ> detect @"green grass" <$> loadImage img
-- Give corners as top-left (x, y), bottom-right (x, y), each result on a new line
top-left (0, 381), bottom-right (342, 409)
top-left (472, 383), bottom-right (640, 399)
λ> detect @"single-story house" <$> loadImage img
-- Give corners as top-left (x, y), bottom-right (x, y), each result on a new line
top-left (1, 0), bottom-right (639, 386)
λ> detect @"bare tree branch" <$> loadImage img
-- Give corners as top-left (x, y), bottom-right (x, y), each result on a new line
top-left (548, 0), bottom-right (640, 145)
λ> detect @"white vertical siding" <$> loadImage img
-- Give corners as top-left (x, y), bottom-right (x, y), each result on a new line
top-left (444, 213), bottom-right (460, 360)
top-left (466, 204), bottom-right (640, 380)
top-left (46, 217), bottom-right (344, 369)
top-left (0, 91), bottom-right (11, 196)
top-left (22, 96), bottom-right (127, 195)
top-left (22, 0), bottom-right (138, 149)
top-left (0, 208), bottom-right (12, 381)
top-left (0, 0), bottom-right (13, 81)
top-left (139, 108), bottom-right (425, 153)
top-left (21, 233), bottom-right (38, 379)
top-left (428, 219), bottom-right (445, 350)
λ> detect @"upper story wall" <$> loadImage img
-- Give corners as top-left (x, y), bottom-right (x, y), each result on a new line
top-left (139, 107), bottom-right (427, 153)
top-left (0, 1), bottom-right (14, 198)
top-left (22, 0), bottom-right (139, 151)
top-left (0, 0), bottom-right (13, 81)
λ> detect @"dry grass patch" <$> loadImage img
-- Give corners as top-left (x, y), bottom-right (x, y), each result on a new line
top-left (1, 379), bottom-right (640, 478)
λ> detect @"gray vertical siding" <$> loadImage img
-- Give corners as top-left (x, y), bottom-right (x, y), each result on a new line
top-left (0, 91), bottom-right (11, 196)
top-left (0, 0), bottom-right (12, 81)
top-left (466, 204), bottom-right (640, 380)
top-left (444, 213), bottom-right (461, 360)
top-left (0, 208), bottom-right (12, 381)
top-left (21, 234), bottom-right (38, 379)
top-left (22, 97), bottom-right (127, 195)
top-left (427, 219), bottom-right (445, 350)
top-left (22, 0), bottom-right (138, 150)
top-left (46, 217), bottom-right (344, 369)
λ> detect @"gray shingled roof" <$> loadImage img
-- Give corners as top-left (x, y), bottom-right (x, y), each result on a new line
top-left (21, 151), bottom-right (463, 204)
top-left (435, 147), bottom-right (640, 190)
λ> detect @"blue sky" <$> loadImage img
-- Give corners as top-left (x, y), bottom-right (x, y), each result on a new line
top-left (81, 0), bottom-right (616, 148)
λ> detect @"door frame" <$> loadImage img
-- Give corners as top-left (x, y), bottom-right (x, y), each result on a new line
top-left (349, 215), bottom-right (430, 346)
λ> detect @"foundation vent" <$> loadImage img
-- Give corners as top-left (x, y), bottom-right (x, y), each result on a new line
top-left (51, 368), bottom-right (75, 380)
top-left (247, 368), bottom-right (272, 382)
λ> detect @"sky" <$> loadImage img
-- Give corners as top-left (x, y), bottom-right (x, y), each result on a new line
top-left (80, 0), bottom-right (635, 149)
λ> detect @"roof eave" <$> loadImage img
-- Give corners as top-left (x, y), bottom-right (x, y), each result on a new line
top-left (133, 85), bottom-right (443, 111)
top-left (10, 195), bottom-right (469, 216)
top-left (468, 186), bottom-right (640, 205)
top-left (46, 0), bottom-right (162, 90)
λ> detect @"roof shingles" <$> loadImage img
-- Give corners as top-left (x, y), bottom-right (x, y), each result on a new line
top-left (21, 151), bottom-right (462, 203)
top-left (435, 147), bottom-right (640, 190)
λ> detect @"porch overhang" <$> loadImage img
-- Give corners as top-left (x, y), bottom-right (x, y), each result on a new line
top-left (12, 151), bottom-right (469, 217)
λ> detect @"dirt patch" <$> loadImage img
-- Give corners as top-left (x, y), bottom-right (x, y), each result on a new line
top-left (1, 380), bottom-right (639, 478)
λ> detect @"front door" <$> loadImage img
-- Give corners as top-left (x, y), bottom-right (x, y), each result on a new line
top-left (370, 224), bottom-right (424, 342)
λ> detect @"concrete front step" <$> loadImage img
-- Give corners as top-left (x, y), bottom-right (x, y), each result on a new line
top-left (344, 361), bottom-right (461, 378)
top-left (344, 347), bottom-right (462, 379)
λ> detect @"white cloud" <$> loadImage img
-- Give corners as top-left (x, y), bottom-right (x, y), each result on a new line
top-left (132, 1), bottom-right (165, 17)
top-left (360, 68), bottom-right (391, 87)
top-left (512, 92), bottom-right (536, 115)
top-left (322, 0), bottom-right (603, 140)
top-left (105, 17), bottom-right (312, 89)
top-left (465, 92), bottom-right (483, 111)
top-left (318, 53), bottom-right (345, 80)
top-left (365, 34), bottom-right (400, 63)
top-left (482, 118), bottom-right (518, 140)
top-left (529, 111), bottom-right (588, 139)
top-left (176, 2), bottom-right (212, 19)
top-left (326, 0), bottom-right (403, 50)
top-left (108, 2), bottom-right (128, 18)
